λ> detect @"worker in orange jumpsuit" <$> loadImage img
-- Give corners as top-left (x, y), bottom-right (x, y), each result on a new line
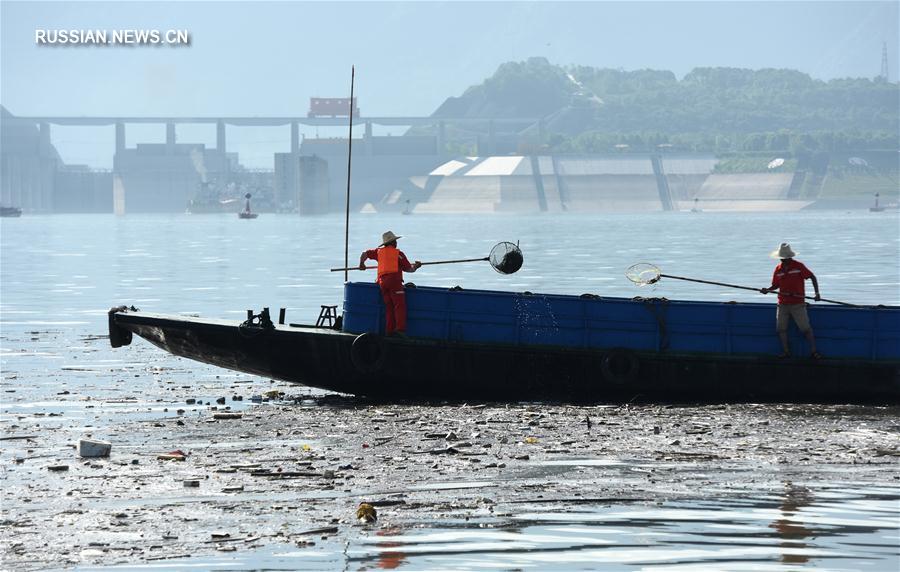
top-left (359, 231), bottom-right (421, 336)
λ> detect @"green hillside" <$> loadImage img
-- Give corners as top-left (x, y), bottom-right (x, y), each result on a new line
top-left (426, 58), bottom-right (899, 198)
top-left (431, 57), bottom-right (900, 156)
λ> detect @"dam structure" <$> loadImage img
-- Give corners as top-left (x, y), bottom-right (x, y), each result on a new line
top-left (1, 105), bottom-right (536, 214)
top-left (403, 155), bottom-right (812, 213)
top-left (2, 104), bottom-right (878, 214)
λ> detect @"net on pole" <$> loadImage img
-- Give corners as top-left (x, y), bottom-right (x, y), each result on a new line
top-left (625, 263), bottom-right (662, 286)
top-left (489, 242), bottom-right (524, 275)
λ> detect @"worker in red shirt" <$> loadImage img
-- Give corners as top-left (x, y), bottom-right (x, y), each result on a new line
top-left (760, 243), bottom-right (822, 359)
top-left (359, 231), bottom-right (421, 337)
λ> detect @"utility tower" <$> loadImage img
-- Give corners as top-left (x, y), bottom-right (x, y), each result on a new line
top-left (881, 42), bottom-right (889, 81)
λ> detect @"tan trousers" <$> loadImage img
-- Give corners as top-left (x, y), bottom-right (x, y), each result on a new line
top-left (776, 303), bottom-right (811, 333)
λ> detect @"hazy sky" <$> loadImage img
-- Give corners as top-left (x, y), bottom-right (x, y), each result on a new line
top-left (2, 0), bottom-right (897, 167)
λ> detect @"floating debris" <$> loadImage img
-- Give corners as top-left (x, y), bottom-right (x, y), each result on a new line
top-left (78, 438), bottom-right (111, 458)
top-left (157, 450), bottom-right (187, 461)
top-left (356, 502), bottom-right (377, 523)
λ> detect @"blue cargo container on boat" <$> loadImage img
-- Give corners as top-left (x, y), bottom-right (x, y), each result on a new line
top-left (342, 283), bottom-right (900, 361)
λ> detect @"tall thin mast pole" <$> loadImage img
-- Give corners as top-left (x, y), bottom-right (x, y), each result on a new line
top-left (343, 66), bottom-right (355, 283)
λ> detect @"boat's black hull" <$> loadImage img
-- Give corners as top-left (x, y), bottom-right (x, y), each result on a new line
top-left (109, 308), bottom-right (900, 404)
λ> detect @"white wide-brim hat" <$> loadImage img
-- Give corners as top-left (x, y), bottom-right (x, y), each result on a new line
top-left (770, 242), bottom-right (797, 259)
top-left (380, 230), bottom-right (402, 246)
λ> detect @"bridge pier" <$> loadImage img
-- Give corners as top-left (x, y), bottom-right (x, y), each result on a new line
top-left (166, 122), bottom-right (176, 154)
top-left (290, 121), bottom-right (299, 155)
top-left (216, 120), bottom-right (226, 152)
top-left (115, 122), bottom-right (126, 152)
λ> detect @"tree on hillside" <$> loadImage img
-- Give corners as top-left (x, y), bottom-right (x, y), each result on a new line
top-left (434, 57), bottom-right (574, 118)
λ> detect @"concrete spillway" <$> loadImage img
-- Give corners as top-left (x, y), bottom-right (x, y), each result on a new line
top-left (409, 156), bottom-right (818, 214)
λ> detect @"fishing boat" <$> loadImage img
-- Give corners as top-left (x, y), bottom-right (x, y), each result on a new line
top-left (108, 281), bottom-right (900, 404)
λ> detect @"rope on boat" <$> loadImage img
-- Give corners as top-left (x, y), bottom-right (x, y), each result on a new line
top-left (633, 296), bottom-right (670, 351)
top-left (239, 308), bottom-right (275, 337)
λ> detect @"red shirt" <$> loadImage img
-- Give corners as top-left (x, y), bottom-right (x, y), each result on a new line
top-left (771, 260), bottom-right (813, 305)
top-left (363, 246), bottom-right (413, 284)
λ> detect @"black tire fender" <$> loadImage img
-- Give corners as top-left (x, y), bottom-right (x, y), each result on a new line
top-left (350, 333), bottom-right (387, 374)
top-left (108, 306), bottom-right (133, 348)
top-left (600, 348), bottom-right (639, 385)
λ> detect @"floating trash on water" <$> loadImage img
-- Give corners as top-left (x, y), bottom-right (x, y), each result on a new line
top-left (356, 502), bottom-right (377, 523)
top-left (157, 450), bottom-right (187, 461)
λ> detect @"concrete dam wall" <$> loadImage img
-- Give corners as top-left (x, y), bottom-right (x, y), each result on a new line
top-left (399, 154), bottom-right (814, 213)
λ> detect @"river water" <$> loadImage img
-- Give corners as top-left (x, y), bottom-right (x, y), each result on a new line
top-left (1, 211), bottom-right (898, 570)
top-left (2, 212), bottom-right (898, 327)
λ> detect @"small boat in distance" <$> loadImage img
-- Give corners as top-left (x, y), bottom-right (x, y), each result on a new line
top-left (239, 193), bottom-right (259, 219)
top-left (0, 206), bottom-right (22, 217)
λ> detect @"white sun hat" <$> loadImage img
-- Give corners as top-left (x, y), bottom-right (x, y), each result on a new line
top-left (770, 243), bottom-right (797, 259)
top-left (380, 231), bottom-right (402, 246)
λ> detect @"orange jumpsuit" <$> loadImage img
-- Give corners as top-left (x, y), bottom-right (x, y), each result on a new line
top-left (362, 246), bottom-right (414, 334)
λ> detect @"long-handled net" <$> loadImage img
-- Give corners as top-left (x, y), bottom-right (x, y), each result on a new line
top-left (625, 263), bottom-right (666, 286)
top-left (487, 241), bottom-right (524, 274)
top-left (331, 241), bottom-right (524, 274)
top-left (625, 262), bottom-right (857, 306)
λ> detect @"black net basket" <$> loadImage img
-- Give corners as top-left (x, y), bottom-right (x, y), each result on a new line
top-left (489, 242), bottom-right (524, 275)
